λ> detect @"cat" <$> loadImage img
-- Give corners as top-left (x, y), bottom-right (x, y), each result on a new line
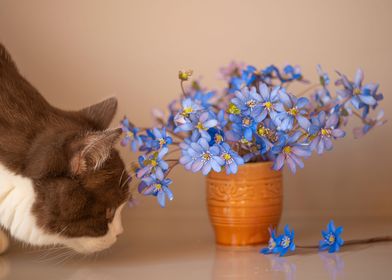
top-left (0, 44), bottom-right (130, 254)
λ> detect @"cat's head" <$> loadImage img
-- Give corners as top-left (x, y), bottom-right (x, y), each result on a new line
top-left (21, 98), bottom-right (131, 254)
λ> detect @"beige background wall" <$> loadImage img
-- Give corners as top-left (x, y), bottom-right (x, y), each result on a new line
top-left (0, 0), bottom-right (391, 228)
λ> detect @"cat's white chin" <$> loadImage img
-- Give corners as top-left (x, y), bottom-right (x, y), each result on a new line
top-left (0, 163), bottom-right (125, 254)
top-left (63, 204), bottom-right (125, 254)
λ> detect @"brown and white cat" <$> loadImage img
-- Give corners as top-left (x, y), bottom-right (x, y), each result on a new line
top-left (0, 44), bottom-right (130, 254)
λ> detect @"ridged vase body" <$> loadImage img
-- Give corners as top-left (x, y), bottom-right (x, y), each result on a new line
top-left (206, 162), bottom-right (283, 245)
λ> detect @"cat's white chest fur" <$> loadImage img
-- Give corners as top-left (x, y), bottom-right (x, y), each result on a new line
top-left (0, 163), bottom-right (124, 253)
top-left (0, 162), bottom-right (59, 246)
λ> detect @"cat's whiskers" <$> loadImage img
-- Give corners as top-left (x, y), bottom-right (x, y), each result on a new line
top-left (27, 244), bottom-right (67, 254)
top-left (52, 249), bottom-right (78, 265)
top-left (120, 174), bottom-right (133, 191)
top-left (37, 246), bottom-right (78, 264)
top-left (36, 246), bottom-right (70, 263)
top-left (119, 168), bottom-right (126, 187)
top-left (42, 250), bottom-right (74, 265)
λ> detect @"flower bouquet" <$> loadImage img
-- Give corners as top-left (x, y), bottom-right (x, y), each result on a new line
top-left (121, 63), bottom-right (385, 244)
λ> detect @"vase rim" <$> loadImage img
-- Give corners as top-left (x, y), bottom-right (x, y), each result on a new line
top-left (241, 160), bottom-right (274, 167)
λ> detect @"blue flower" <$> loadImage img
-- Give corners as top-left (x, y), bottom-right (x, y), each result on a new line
top-left (272, 131), bottom-right (311, 173)
top-left (151, 127), bottom-right (173, 148)
top-left (139, 174), bottom-right (174, 208)
top-left (179, 137), bottom-right (224, 175)
top-left (174, 98), bottom-right (202, 128)
top-left (207, 127), bottom-right (225, 146)
top-left (179, 131), bottom-right (202, 170)
top-left (229, 65), bottom-right (257, 92)
top-left (120, 117), bottom-right (142, 152)
top-left (258, 83), bottom-right (285, 118)
top-left (283, 65), bottom-right (302, 81)
top-left (254, 120), bottom-right (276, 153)
top-left (175, 111), bottom-right (218, 138)
top-left (319, 220), bottom-right (344, 253)
top-left (273, 93), bottom-right (310, 131)
top-left (195, 112), bottom-right (219, 137)
top-left (308, 112), bottom-right (346, 154)
top-left (227, 101), bottom-right (267, 142)
top-left (336, 69), bottom-right (379, 110)
top-left (353, 110), bottom-right (386, 138)
top-left (193, 90), bottom-right (215, 108)
top-left (136, 147), bottom-right (169, 179)
top-left (260, 228), bottom-right (280, 255)
top-left (216, 109), bottom-right (228, 129)
top-left (139, 129), bottom-right (160, 152)
top-left (262, 64), bottom-right (302, 83)
top-left (313, 65), bottom-right (333, 107)
top-left (219, 142), bottom-right (244, 174)
top-left (276, 225), bottom-right (296, 257)
top-left (317, 64), bottom-right (330, 87)
top-left (231, 86), bottom-right (263, 115)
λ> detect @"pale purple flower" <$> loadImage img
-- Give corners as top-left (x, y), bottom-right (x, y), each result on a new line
top-left (309, 112), bottom-right (346, 154)
top-left (179, 138), bottom-right (224, 175)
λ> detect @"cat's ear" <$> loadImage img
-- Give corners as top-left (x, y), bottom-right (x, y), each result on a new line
top-left (80, 97), bottom-right (118, 129)
top-left (0, 44), bottom-right (17, 71)
top-left (70, 128), bottom-right (122, 175)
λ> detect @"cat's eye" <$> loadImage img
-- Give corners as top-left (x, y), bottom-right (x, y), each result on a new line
top-left (106, 208), bottom-right (116, 220)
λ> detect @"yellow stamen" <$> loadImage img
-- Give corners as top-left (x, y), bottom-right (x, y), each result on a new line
top-left (288, 107), bottom-right (298, 116)
top-left (308, 134), bottom-right (317, 141)
top-left (283, 146), bottom-right (292, 154)
top-left (155, 184), bottom-right (162, 191)
top-left (196, 122), bottom-right (205, 130)
top-left (257, 126), bottom-right (268, 136)
top-left (281, 236), bottom-right (291, 248)
top-left (246, 100), bottom-right (257, 108)
top-left (228, 103), bottom-right (241, 115)
top-left (159, 138), bottom-right (166, 145)
top-left (321, 128), bottom-right (330, 136)
top-left (328, 234), bottom-right (335, 244)
top-left (268, 239), bottom-right (276, 250)
top-left (353, 88), bottom-right (361, 95)
top-left (223, 153), bottom-right (232, 161)
top-left (202, 152), bottom-right (211, 161)
top-left (182, 107), bottom-right (193, 117)
top-left (215, 134), bottom-right (223, 143)
top-left (242, 117), bottom-right (251, 127)
top-left (240, 138), bottom-right (250, 145)
top-left (264, 101), bottom-right (273, 110)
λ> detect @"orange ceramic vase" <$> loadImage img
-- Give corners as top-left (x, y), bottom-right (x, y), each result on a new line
top-left (206, 161), bottom-right (283, 246)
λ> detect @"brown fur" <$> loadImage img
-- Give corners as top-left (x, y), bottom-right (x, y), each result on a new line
top-left (0, 44), bottom-right (129, 238)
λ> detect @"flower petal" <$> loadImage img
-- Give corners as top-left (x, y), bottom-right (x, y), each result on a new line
top-left (199, 138), bottom-right (210, 151)
top-left (202, 162), bottom-right (212, 175)
top-left (354, 68), bottom-right (364, 87)
top-left (163, 187), bottom-right (174, 201)
top-left (157, 190), bottom-right (166, 207)
top-left (359, 94), bottom-right (377, 106)
top-left (291, 146), bottom-right (311, 157)
top-left (286, 156), bottom-right (297, 173)
top-left (326, 113), bottom-right (339, 128)
top-left (191, 159), bottom-right (204, 172)
top-left (210, 159), bottom-right (222, 172)
top-left (296, 97), bottom-right (309, 108)
top-left (297, 115), bottom-right (310, 130)
top-left (259, 83), bottom-right (269, 100)
top-left (273, 153), bottom-right (285, 170)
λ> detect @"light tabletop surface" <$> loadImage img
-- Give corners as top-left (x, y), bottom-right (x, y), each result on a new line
top-left (1, 216), bottom-right (392, 280)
